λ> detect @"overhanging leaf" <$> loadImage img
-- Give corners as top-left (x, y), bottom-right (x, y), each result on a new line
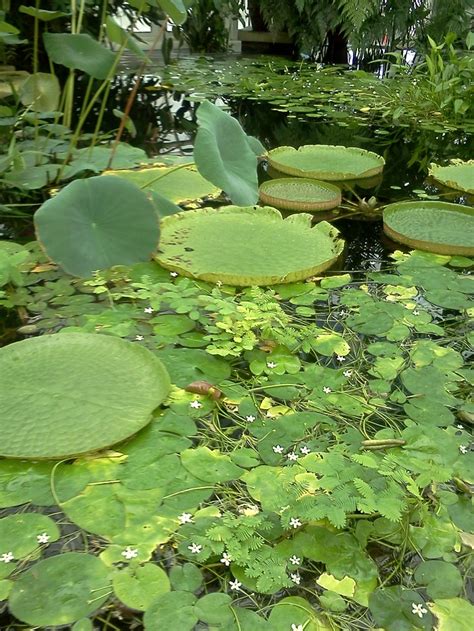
top-left (19, 72), bottom-right (60, 112)
top-left (43, 33), bottom-right (117, 79)
top-left (157, 0), bottom-right (188, 25)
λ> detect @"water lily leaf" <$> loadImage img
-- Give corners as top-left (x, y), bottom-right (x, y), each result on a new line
top-left (43, 33), bottom-right (116, 79)
top-left (107, 163), bottom-right (219, 204)
top-left (19, 6), bottom-right (69, 20)
top-left (195, 593), bottom-right (233, 625)
top-left (156, 347), bottom-right (230, 386)
top-left (72, 620), bottom-right (93, 631)
top-left (143, 591), bottom-right (198, 631)
top-left (268, 596), bottom-right (331, 630)
top-left (267, 145), bottom-right (384, 181)
top-left (34, 175), bottom-right (160, 277)
top-left (429, 597), bottom-right (474, 631)
top-left (0, 461), bottom-right (55, 507)
top-left (429, 160), bottom-right (474, 194)
top-left (112, 563), bottom-right (170, 611)
top-left (316, 573), bottom-right (356, 597)
top-left (383, 201), bottom-right (474, 256)
top-left (193, 100), bottom-right (260, 205)
top-left (369, 586), bottom-right (433, 630)
top-left (8, 553), bottom-right (112, 626)
top-left (424, 289), bottom-right (473, 310)
top-left (64, 143), bottom-right (148, 175)
top-left (0, 579), bottom-right (12, 601)
top-left (156, 206), bottom-right (343, 286)
top-left (169, 563), bottom-right (203, 592)
top-left (414, 561), bottom-right (462, 599)
top-left (259, 177), bottom-right (341, 211)
top-left (181, 446), bottom-right (245, 483)
top-left (0, 513), bottom-right (60, 560)
top-left (19, 72), bottom-right (60, 112)
top-left (0, 333), bottom-right (170, 459)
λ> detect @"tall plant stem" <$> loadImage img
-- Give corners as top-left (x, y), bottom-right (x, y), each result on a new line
top-left (106, 19), bottom-right (168, 170)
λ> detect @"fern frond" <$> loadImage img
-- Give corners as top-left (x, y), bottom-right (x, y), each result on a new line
top-left (338, 0), bottom-right (379, 32)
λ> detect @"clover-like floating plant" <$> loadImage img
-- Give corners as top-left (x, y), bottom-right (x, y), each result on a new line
top-left (267, 145), bottom-right (385, 181)
top-left (428, 160), bottom-right (474, 194)
top-left (383, 201), bottom-right (474, 256)
top-left (155, 205), bottom-right (344, 285)
top-left (259, 177), bottom-right (341, 211)
top-left (0, 333), bottom-right (170, 459)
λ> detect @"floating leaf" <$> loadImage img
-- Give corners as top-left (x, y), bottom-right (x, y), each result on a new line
top-left (429, 160), bottom-right (474, 194)
top-left (43, 33), bottom-right (116, 79)
top-left (429, 597), bottom-right (474, 631)
top-left (194, 100), bottom-right (261, 206)
top-left (34, 175), bottom-right (160, 277)
top-left (268, 596), bottom-right (331, 630)
top-left (112, 563), bottom-right (170, 611)
top-left (383, 201), bottom-right (474, 256)
top-left (181, 446), bottom-right (245, 483)
top-left (155, 206), bottom-right (343, 286)
top-left (414, 561), bottom-right (462, 599)
top-left (0, 333), bottom-right (170, 459)
top-left (143, 591), bottom-right (198, 631)
top-left (19, 73), bottom-right (60, 112)
top-left (169, 563), bottom-right (203, 592)
top-left (8, 553), bottom-right (112, 626)
top-left (267, 145), bottom-right (384, 181)
top-left (156, 348), bottom-right (230, 386)
top-left (369, 586), bottom-right (433, 630)
top-left (259, 177), bottom-right (341, 211)
top-left (0, 461), bottom-right (55, 507)
top-left (0, 513), bottom-right (60, 560)
top-left (194, 593), bottom-right (233, 625)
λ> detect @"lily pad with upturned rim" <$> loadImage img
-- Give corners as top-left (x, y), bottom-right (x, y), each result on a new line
top-left (429, 160), bottom-right (474, 195)
top-left (383, 201), bottom-right (474, 256)
top-left (155, 205), bottom-right (344, 286)
top-left (259, 178), bottom-right (341, 211)
top-left (267, 145), bottom-right (385, 181)
top-left (0, 333), bottom-right (170, 459)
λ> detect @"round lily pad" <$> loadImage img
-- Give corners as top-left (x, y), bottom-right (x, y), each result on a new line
top-left (429, 160), bottom-right (474, 194)
top-left (267, 145), bottom-right (385, 181)
top-left (383, 201), bottom-right (474, 256)
top-left (8, 553), bottom-right (111, 626)
top-left (259, 177), bottom-right (341, 211)
top-left (155, 206), bottom-right (344, 286)
top-left (0, 333), bottom-right (170, 459)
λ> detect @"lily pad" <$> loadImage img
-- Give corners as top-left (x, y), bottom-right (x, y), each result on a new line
top-left (112, 563), bottom-right (170, 611)
top-left (267, 145), bottom-right (385, 181)
top-left (259, 177), bottom-right (341, 211)
top-left (0, 333), bottom-right (170, 459)
top-left (429, 160), bottom-right (474, 194)
top-left (106, 163), bottom-right (220, 204)
top-left (8, 553), bottom-right (112, 626)
top-left (383, 201), bottom-right (474, 256)
top-left (155, 206), bottom-right (343, 286)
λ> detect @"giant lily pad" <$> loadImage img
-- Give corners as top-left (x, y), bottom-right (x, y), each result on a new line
top-left (0, 333), bottom-right (170, 459)
top-left (383, 201), bottom-right (474, 256)
top-left (106, 163), bottom-right (220, 204)
top-left (429, 160), bottom-right (474, 194)
top-left (267, 145), bottom-right (385, 181)
top-left (155, 206), bottom-right (344, 286)
top-left (8, 553), bottom-right (111, 626)
top-left (34, 175), bottom-right (160, 277)
top-left (259, 177), bottom-right (341, 211)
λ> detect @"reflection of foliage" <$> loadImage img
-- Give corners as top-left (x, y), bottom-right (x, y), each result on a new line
top-left (173, 0), bottom-right (241, 53)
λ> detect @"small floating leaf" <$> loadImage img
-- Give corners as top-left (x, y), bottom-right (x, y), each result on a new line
top-left (259, 177), bottom-right (341, 211)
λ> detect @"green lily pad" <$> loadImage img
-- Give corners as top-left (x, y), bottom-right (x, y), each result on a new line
top-left (143, 591), bottom-right (198, 631)
top-left (112, 563), bottom-right (170, 611)
top-left (169, 563), bottom-right (203, 592)
top-left (383, 201), bottom-right (474, 256)
top-left (8, 553), bottom-right (112, 626)
top-left (35, 175), bottom-right (160, 277)
top-left (369, 586), bottom-right (433, 630)
top-left (155, 206), bottom-right (343, 286)
top-left (180, 446), bottom-right (245, 483)
top-left (259, 177), bottom-right (341, 211)
top-left (0, 333), bottom-right (170, 459)
top-left (429, 160), bottom-right (474, 194)
top-left (0, 513), bottom-right (60, 560)
top-left (414, 561), bottom-right (462, 599)
top-left (106, 163), bottom-right (220, 204)
top-left (0, 460), bottom-right (55, 507)
top-left (429, 598), bottom-right (474, 631)
top-left (268, 596), bottom-right (331, 630)
top-left (267, 145), bottom-right (384, 181)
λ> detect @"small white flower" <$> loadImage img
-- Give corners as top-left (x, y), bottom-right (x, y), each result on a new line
top-left (459, 445), bottom-right (469, 454)
top-left (143, 306), bottom-right (153, 314)
top-left (170, 271), bottom-right (178, 278)
top-left (290, 572), bottom-right (301, 585)
top-left (457, 424), bottom-right (463, 429)
top-left (190, 400), bottom-right (202, 409)
top-left (289, 555), bottom-right (301, 565)
top-left (273, 444), bottom-right (284, 454)
top-left (287, 452), bottom-right (299, 461)
top-left (178, 512), bottom-right (193, 525)
top-left (323, 386), bottom-right (332, 394)
top-left (289, 517), bottom-right (302, 529)
top-left (343, 370), bottom-right (352, 378)
top-left (267, 361), bottom-right (277, 369)
top-left (413, 310), bottom-right (419, 316)
top-left (300, 446), bottom-right (311, 455)
top-left (339, 310), bottom-right (347, 317)
top-left (411, 603), bottom-right (428, 618)
top-left (0, 552), bottom-right (14, 563)
top-left (37, 532), bottom-right (50, 544)
top-left (229, 579), bottom-right (242, 591)
top-left (121, 547), bottom-right (138, 560)
top-left (216, 280), bottom-right (223, 287)
top-left (188, 543), bottom-right (202, 554)
top-left (245, 415), bottom-right (256, 423)
top-left (336, 355), bottom-right (346, 362)
top-left (220, 552), bottom-right (232, 566)
top-left (291, 625), bottom-right (304, 631)
top-left (135, 334), bottom-right (144, 341)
